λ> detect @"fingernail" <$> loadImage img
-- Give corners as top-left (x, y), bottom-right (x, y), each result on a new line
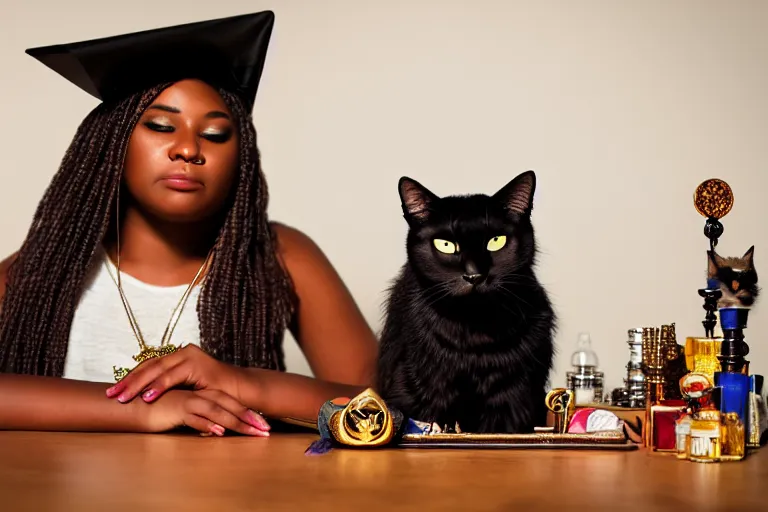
top-left (106, 385), bottom-right (121, 398)
top-left (142, 389), bottom-right (157, 402)
top-left (248, 426), bottom-right (270, 437)
top-left (210, 424), bottom-right (225, 436)
top-left (116, 393), bottom-right (129, 403)
top-left (247, 410), bottom-right (270, 431)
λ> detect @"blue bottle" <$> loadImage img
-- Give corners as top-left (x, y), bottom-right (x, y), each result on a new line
top-left (714, 372), bottom-right (748, 460)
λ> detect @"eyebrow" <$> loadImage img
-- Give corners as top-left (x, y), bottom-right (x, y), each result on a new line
top-left (147, 104), bottom-right (181, 113)
top-left (205, 111), bottom-right (230, 120)
top-left (147, 104), bottom-right (230, 120)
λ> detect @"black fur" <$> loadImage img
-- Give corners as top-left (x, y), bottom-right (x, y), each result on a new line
top-left (707, 246), bottom-right (760, 308)
top-left (376, 171), bottom-right (556, 433)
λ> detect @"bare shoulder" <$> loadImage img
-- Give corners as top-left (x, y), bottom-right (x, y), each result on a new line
top-left (268, 223), bottom-right (377, 385)
top-left (0, 252), bottom-right (19, 300)
top-left (270, 222), bottom-right (327, 270)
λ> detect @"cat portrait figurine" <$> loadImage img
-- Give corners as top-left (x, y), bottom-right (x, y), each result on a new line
top-left (375, 171), bottom-right (556, 434)
top-left (707, 246), bottom-right (760, 308)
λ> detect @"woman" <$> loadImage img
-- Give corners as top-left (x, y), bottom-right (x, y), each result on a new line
top-left (0, 12), bottom-right (378, 437)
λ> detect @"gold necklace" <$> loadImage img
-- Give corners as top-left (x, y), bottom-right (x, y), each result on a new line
top-left (105, 189), bottom-right (215, 382)
top-left (106, 246), bottom-right (213, 382)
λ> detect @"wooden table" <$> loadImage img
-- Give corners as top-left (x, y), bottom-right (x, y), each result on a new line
top-left (0, 431), bottom-right (765, 511)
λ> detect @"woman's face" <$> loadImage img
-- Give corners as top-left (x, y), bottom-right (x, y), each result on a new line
top-left (123, 79), bottom-right (239, 223)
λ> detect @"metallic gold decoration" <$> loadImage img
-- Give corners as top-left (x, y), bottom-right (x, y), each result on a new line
top-left (106, 194), bottom-right (215, 383)
top-left (309, 388), bottom-right (634, 453)
top-left (113, 367), bottom-right (130, 382)
top-left (641, 324), bottom-right (680, 446)
top-left (684, 337), bottom-right (722, 380)
top-left (641, 324), bottom-right (679, 395)
top-left (642, 327), bottom-right (663, 385)
top-left (327, 388), bottom-right (395, 447)
top-left (720, 412), bottom-right (746, 461)
top-left (694, 179), bottom-right (733, 220)
top-left (399, 429), bottom-right (632, 449)
top-left (680, 372), bottom-right (714, 399)
top-left (545, 388), bottom-right (575, 434)
top-left (661, 324), bottom-right (678, 363)
top-left (661, 324), bottom-right (687, 401)
top-left (112, 344), bottom-right (180, 382)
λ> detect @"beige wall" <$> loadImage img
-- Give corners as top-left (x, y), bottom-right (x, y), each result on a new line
top-left (1, 0), bottom-right (766, 394)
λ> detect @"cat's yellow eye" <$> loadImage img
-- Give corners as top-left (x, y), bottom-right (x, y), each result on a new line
top-left (487, 235), bottom-right (507, 252)
top-left (434, 239), bottom-right (458, 254)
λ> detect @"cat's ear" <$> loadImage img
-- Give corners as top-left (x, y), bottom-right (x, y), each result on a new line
top-left (493, 170), bottom-right (537, 216)
top-left (743, 246), bottom-right (755, 268)
top-left (399, 177), bottom-right (437, 221)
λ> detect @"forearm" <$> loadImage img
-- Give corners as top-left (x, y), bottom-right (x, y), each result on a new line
top-left (237, 369), bottom-right (367, 423)
top-left (0, 374), bottom-right (149, 432)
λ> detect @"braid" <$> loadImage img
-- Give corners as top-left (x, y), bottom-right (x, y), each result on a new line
top-left (197, 89), bottom-right (294, 370)
top-left (0, 86), bottom-right (166, 375)
top-left (0, 83), bottom-right (295, 375)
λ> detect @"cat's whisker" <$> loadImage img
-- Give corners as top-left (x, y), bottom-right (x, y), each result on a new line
top-left (497, 279), bottom-right (532, 288)
top-left (498, 272), bottom-right (537, 284)
top-left (499, 294), bottom-right (528, 320)
top-left (405, 281), bottom-right (443, 301)
top-left (423, 284), bottom-right (454, 308)
top-left (417, 281), bottom-right (451, 302)
top-left (498, 286), bottom-right (533, 309)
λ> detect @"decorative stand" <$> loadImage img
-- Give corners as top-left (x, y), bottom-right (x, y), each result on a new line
top-left (693, 178), bottom-right (733, 337)
top-left (717, 308), bottom-right (750, 374)
top-left (698, 286), bottom-right (722, 338)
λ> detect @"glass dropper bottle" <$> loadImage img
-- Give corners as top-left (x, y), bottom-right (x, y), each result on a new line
top-left (566, 332), bottom-right (605, 406)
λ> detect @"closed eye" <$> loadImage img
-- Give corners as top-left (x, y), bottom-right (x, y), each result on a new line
top-left (144, 120), bottom-right (174, 133)
top-left (201, 128), bottom-right (233, 143)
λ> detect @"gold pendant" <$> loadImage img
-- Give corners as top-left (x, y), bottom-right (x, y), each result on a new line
top-left (113, 344), bottom-right (180, 382)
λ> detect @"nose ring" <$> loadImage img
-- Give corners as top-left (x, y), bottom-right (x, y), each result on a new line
top-left (191, 157), bottom-right (205, 165)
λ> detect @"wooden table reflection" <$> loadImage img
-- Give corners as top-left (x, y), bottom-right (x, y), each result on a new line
top-left (0, 431), bottom-right (765, 511)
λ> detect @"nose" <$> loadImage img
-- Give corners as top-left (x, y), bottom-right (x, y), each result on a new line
top-left (462, 273), bottom-right (485, 285)
top-left (169, 132), bottom-right (205, 165)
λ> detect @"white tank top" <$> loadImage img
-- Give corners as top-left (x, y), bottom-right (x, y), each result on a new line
top-left (63, 248), bottom-right (203, 383)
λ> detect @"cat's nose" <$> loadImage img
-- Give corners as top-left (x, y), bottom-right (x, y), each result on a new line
top-left (462, 273), bottom-right (485, 285)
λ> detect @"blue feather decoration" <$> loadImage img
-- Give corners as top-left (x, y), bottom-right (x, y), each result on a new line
top-left (304, 438), bottom-right (334, 456)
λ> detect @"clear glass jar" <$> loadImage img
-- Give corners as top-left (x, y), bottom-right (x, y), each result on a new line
top-left (566, 333), bottom-right (604, 406)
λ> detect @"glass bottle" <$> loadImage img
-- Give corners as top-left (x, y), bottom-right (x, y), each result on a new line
top-left (566, 332), bottom-right (604, 406)
top-left (675, 410), bottom-right (692, 459)
top-left (689, 388), bottom-right (722, 463)
top-left (715, 371), bottom-right (748, 461)
top-left (747, 375), bottom-right (768, 448)
top-left (626, 328), bottom-right (646, 407)
top-left (679, 372), bottom-right (714, 459)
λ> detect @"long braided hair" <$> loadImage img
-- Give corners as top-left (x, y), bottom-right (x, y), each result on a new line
top-left (0, 82), bottom-right (295, 376)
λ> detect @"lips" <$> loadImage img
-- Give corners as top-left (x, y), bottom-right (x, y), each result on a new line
top-left (160, 173), bottom-right (203, 192)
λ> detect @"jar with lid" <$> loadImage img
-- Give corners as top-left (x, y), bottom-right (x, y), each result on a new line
top-left (566, 332), bottom-right (604, 406)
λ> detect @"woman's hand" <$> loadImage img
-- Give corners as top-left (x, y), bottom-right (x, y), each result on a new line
top-left (106, 345), bottom-right (250, 407)
top-left (143, 388), bottom-right (270, 437)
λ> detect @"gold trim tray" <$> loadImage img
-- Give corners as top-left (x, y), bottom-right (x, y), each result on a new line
top-left (399, 430), bottom-right (637, 450)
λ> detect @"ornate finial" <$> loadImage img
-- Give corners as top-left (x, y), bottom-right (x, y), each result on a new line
top-left (694, 179), bottom-right (733, 250)
top-left (545, 388), bottom-right (575, 434)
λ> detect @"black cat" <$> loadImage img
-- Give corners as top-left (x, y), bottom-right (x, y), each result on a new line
top-left (376, 171), bottom-right (556, 434)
